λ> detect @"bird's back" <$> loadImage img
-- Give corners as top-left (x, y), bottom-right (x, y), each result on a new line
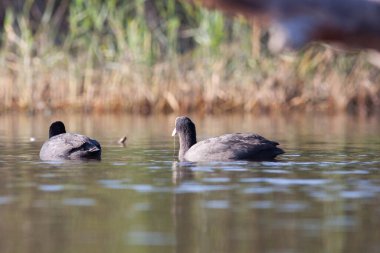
top-left (39, 133), bottom-right (101, 161)
top-left (184, 133), bottom-right (284, 162)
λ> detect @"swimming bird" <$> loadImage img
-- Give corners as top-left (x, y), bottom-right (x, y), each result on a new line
top-left (172, 116), bottom-right (284, 162)
top-left (39, 121), bottom-right (101, 161)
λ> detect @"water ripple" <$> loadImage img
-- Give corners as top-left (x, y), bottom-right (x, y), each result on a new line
top-left (62, 198), bottom-right (97, 206)
top-left (340, 190), bottom-right (374, 199)
top-left (38, 184), bottom-right (65, 192)
top-left (322, 170), bottom-right (369, 175)
top-left (203, 200), bottom-right (230, 209)
top-left (132, 202), bottom-right (151, 211)
top-left (0, 196), bottom-right (14, 205)
top-left (126, 231), bottom-right (176, 246)
top-left (202, 177), bottom-right (231, 183)
top-left (175, 183), bottom-right (233, 193)
top-left (249, 200), bottom-right (274, 209)
top-left (240, 178), bottom-right (331, 186)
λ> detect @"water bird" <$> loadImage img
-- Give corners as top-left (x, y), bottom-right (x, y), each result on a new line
top-left (172, 116), bottom-right (284, 162)
top-left (40, 121), bottom-right (101, 161)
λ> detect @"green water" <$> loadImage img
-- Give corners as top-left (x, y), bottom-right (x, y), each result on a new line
top-left (0, 114), bottom-right (379, 253)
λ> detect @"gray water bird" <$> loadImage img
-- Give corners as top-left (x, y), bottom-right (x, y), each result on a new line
top-left (172, 116), bottom-right (284, 162)
top-left (40, 121), bottom-right (101, 161)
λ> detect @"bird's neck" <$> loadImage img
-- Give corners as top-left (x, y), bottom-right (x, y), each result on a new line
top-left (178, 134), bottom-right (196, 161)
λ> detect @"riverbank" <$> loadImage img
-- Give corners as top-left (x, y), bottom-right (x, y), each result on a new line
top-left (0, 1), bottom-right (379, 115)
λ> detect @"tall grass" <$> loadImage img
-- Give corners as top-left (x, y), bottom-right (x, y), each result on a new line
top-left (0, 0), bottom-right (379, 114)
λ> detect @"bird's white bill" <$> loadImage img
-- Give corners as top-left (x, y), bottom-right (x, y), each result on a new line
top-left (171, 128), bottom-right (177, 136)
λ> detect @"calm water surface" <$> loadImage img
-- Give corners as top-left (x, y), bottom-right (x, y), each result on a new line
top-left (0, 113), bottom-right (379, 253)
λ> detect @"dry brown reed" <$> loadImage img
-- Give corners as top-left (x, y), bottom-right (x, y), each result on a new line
top-left (1, 44), bottom-right (380, 115)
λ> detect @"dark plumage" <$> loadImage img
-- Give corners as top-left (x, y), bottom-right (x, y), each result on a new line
top-left (172, 116), bottom-right (284, 162)
top-left (40, 121), bottom-right (101, 161)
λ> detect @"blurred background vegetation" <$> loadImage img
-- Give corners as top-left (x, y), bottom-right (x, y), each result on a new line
top-left (0, 0), bottom-right (379, 115)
